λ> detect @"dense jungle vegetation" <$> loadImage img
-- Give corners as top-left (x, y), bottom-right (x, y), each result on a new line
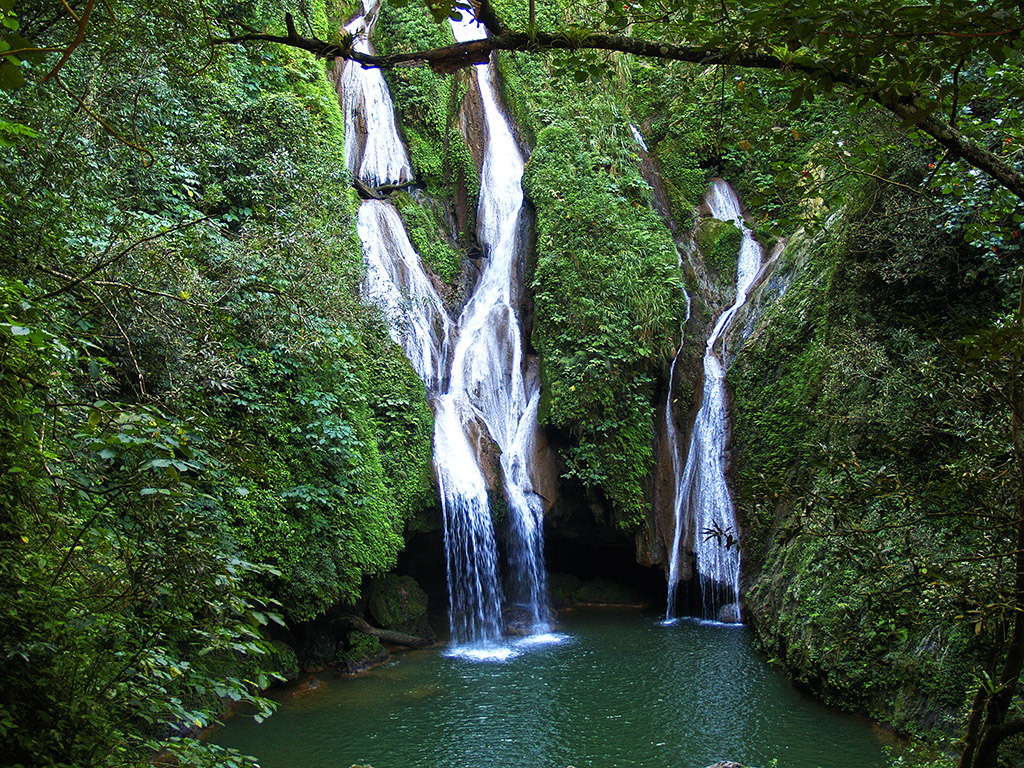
top-left (2, 0), bottom-right (1024, 767)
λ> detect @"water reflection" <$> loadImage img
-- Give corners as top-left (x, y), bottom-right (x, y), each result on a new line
top-left (434, 632), bottom-right (575, 768)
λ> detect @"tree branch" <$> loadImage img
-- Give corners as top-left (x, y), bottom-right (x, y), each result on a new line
top-left (345, 616), bottom-right (434, 648)
top-left (989, 717), bottom-right (1024, 743)
top-left (218, 24), bottom-right (1024, 199)
top-left (41, 0), bottom-right (97, 84)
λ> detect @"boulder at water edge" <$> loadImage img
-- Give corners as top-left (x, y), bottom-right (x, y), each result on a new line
top-left (717, 602), bottom-right (743, 623)
top-left (367, 574), bottom-right (435, 639)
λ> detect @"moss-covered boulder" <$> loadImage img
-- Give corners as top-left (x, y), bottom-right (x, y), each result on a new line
top-left (268, 640), bottom-right (301, 683)
top-left (695, 216), bottom-right (742, 299)
top-left (296, 622), bottom-right (338, 671)
top-left (336, 631), bottom-right (390, 675)
top-left (367, 574), bottom-right (435, 640)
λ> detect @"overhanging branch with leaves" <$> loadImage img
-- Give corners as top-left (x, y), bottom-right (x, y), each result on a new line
top-left (217, 6), bottom-right (1024, 201)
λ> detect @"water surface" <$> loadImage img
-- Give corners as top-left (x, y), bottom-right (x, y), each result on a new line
top-left (214, 610), bottom-right (888, 768)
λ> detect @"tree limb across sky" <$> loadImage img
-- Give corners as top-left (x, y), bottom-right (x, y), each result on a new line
top-left (216, 0), bottom-right (1024, 202)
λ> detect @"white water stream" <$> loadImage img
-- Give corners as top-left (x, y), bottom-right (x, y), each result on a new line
top-left (666, 180), bottom-right (763, 622)
top-left (343, 2), bottom-right (549, 650)
top-left (340, 2), bottom-right (412, 186)
top-left (445, 15), bottom-right (550, 641)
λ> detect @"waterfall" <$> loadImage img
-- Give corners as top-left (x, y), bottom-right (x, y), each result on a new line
top-left (630, 124), bottom-right (649, 152)
top-left (444, 14), bottom-right (550, 636)
top-left (666, 179), bottom-right (763, 623)
top-left (359, 201), bottom-right (451, 391)
top-left (342, 1), bottom-right (550, 650)
top-left (340, 1), bottom-right (412, 186)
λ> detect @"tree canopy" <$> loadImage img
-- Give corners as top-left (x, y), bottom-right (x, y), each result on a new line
top-left (3, 1), bottom-right (1024, 767)
top-left (218, 0), bottom-right (1024, 207)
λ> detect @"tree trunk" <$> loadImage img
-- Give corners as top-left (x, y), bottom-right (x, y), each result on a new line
top-left (345, 616), bottom-right (435, 649)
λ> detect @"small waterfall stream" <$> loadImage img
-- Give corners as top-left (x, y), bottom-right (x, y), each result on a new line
top-left (342, 2), bottom-right (549, 650)
top-left (340, 3), bottom-right (412, 186)
top-left (666, 179), bottom-right (763, 622)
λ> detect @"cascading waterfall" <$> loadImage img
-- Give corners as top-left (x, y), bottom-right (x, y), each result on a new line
top-left (343, 0), bottom-right (503, 645)
top-left (342, 1), bottom-right (549, 648)
top-left (666, 179), bottom-right (763, 623)
top-left (340, 1), bottom-right (411, 187)
top-left (359, 202), bottom-right (451, 391)
top-left (630, 123), bottom-right (649, 152)
top-left (444, 15), bottom-right (550, 636)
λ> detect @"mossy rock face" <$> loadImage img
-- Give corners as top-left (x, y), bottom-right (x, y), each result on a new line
top-left (336, 631), bottom-right (389, 674)
top-left (695, 217), bottom-right (742, 289)
top-left (367, 574), bottom-right (434, 639)
top-left (297, 623), bottom-right (338, 671)
top-left (548, 572), bottom-right (586, 607)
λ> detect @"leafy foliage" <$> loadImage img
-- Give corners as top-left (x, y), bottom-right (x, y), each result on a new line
top-left (0, 0), bottom-right (435, 763)
top-left (0, 279), bottom-right (279, 767)
top-left (374, 0), bottom-right (480, 228)
top-left (525, 120), bottom-right (685, 525)
top-left (729, 157), bottom-right (1022, 745)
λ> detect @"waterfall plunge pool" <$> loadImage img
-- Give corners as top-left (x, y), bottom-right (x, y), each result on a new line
top-left (212, 609), bottom-right (890, 768)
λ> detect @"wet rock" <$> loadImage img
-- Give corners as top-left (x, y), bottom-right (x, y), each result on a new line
top-left (463, 416), bottom-right (503, 493)
top-left (269, 640), bottom-right (300, 682)
top-left (548, 573), bottom-right (650, 608)
top-left (336, 631), bottom-right (390, 675)
top-left (289, 676), bottom-right (324, 697)
top-left (703, 762), bottom-right (748, 768)
top-left (295, 621), bottom-right (336, 671)
top-left (503, 603), bottom-right (556, 636)
top-left (525, 355), bottom-right (560, 515)
top-left (367, 574), bottom-right (435, 640)
top-left (717, 602), bottom-right (743, 624)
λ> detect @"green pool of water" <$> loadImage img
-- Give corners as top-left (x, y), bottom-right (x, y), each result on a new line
top-left (213, 609), bottom-right (890, 768)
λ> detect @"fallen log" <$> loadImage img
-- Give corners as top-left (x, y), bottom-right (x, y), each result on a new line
top-left (353, 178), bottom-right (383, 200)
top-left (346, 616), bottom-right (434, 649)
top-left (377, 181), bottom-right (415, 195)
top-left (353, 178), bottom-right (416, 200)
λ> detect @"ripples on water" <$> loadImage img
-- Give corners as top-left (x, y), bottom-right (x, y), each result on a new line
top-left (213, 610), bottom-right (888, 768)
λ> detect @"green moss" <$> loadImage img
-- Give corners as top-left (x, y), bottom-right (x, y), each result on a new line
top-left (268, 640), bottom-right (300, 682)
top-left (654, 134), bottom-right (710, 229)
top-left (375, 3), bottom-right (479, 225)
top-left (336, 632), bottom-right (387, 671)
top-left (525, 122), bottom-right (685, 525)
top-left (547, 573), bottom-right (648, 606)
top-left (695, 217), bottom-right (743, 287)
top-left (392, 191), bottom-right (461, 287)
top-left (365, 334), bottom-right (437, 522)
top-left (367, 574), bottom-right (431, 636)
top-left (728, 174), bottom-right (1016, 740)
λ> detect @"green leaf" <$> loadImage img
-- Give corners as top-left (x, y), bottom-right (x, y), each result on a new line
top-left (0, 60), bottom-right (25, 91)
